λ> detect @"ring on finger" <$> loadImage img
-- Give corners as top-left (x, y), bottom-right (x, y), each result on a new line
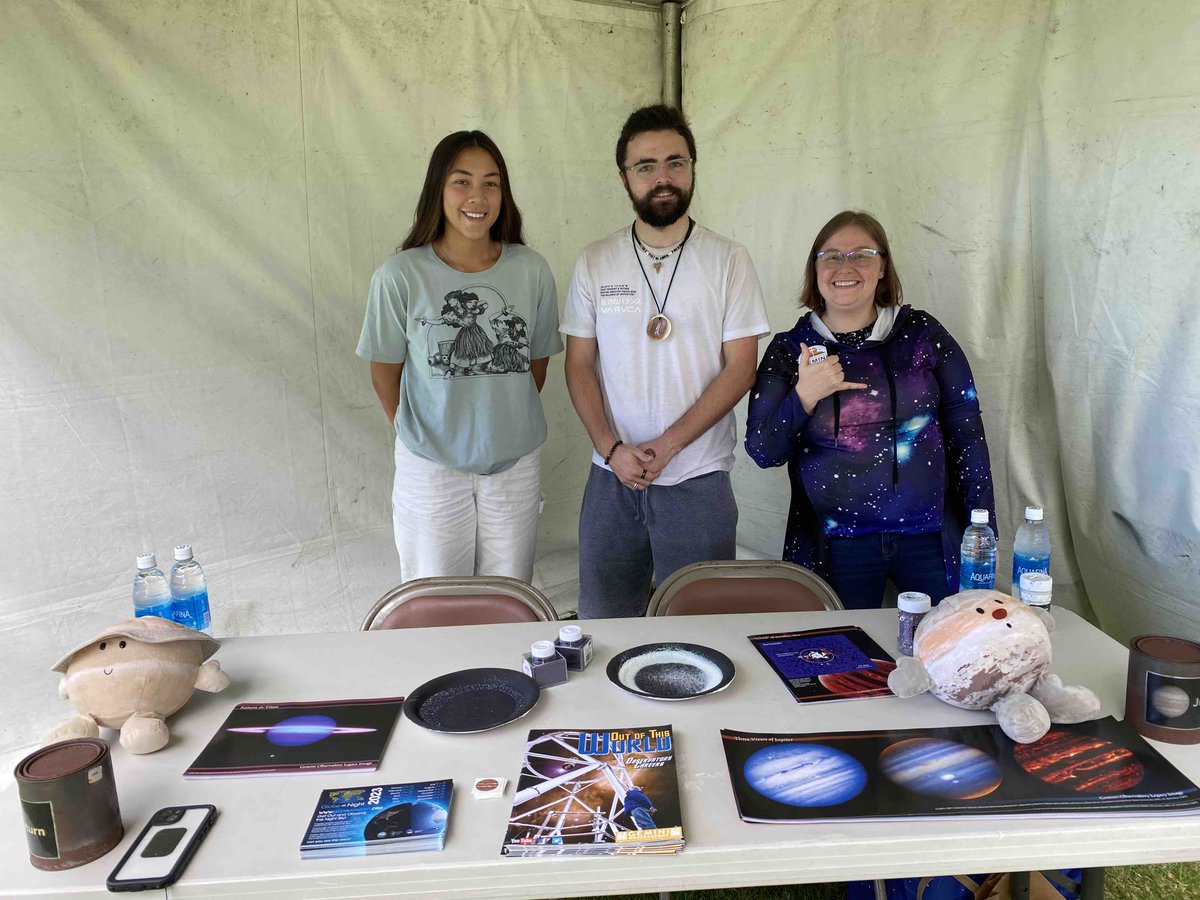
top-left (640, 468), bottom-right (648, 479)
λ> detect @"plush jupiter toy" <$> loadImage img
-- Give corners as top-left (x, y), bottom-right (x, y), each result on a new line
top-left (47, 616), bottom-right (229, 754)
top-left (887, 590), bottom-right (1102, 743)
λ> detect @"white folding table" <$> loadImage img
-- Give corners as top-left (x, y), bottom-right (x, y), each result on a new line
top-left (5, 608), bottom-right (1199, 898)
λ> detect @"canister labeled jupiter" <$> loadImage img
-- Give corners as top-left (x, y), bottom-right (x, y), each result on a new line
top-left (1125, 635), bottom-right (1200, 745)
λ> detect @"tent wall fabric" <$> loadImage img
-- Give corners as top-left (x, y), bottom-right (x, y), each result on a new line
top-left (2, 0), bottom-right (1198, 769)
top-left (0, 0), bottom-right (660, 765)
top-left (685, 0), bottom-right (1200, 643)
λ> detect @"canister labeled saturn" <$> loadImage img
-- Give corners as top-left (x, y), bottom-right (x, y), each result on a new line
top-left (15, 738), bottom-right (123, 870)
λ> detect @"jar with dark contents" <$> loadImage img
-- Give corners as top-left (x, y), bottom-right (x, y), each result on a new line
top-left (557, 625), bottom-right (583, 648)
top-left (897, 591), bottom-right (932, 657)
top-left (530, 640), bottom-right (557, 665)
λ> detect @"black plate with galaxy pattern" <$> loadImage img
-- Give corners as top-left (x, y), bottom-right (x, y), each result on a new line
top-left (403, 667), bottom-right (540, 733)
top-left (606, 642), bottom-right (735, 700)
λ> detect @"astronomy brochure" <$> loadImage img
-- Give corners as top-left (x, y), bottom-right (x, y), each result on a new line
top-left (748, 624), bottom-right (896, 703)
top-left (300, 779), bottom-right (452, 858)
top-left (184, 697), bottom-right (403, 778)
top-left (502, 724), bottom-right (684, 856)
top-left (722, 717), bottom-right (1200, 823)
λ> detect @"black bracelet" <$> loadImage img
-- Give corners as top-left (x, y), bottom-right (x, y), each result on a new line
top-left (603, 439), bottom-right (623, 465)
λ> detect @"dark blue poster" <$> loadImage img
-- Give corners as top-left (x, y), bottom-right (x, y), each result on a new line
top-left (748, 625), bottom-right (895, 703)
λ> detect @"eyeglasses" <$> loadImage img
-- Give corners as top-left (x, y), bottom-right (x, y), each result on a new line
top-left (815, 248), bottom-right (883, 267)
top-left (623, 158), bottom-right (694, 180)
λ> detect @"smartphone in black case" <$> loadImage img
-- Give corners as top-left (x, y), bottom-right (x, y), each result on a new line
top-left (106, 805), bottom-right (216, 892)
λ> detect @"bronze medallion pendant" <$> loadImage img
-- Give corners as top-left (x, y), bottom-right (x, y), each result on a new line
top-left (631, 218), bottom-right (695, 344)
top-left (646, 314), bottom-right (673, 342)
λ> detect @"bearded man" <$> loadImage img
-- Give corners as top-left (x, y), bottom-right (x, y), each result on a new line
top-left (562, 104), bottom-right (770, 618)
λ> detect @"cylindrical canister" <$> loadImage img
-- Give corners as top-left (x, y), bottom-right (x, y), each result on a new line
top-left (15, 738), bottom-right (123, 870)
top-left (1125, 635), bottom-right (1200, 745)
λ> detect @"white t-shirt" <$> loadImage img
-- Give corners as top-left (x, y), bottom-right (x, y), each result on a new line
top-left (561, 223), bottom-right (770, 486)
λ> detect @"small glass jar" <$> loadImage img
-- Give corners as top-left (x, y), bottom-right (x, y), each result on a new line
top-left (1019, 572), bottom-right (1053, 609)
top-left (897, 591), bottom-right (932, 657)
top-left (557, 625), bottom-right (584, 648)
top-left (530, 640), bottom-right (557, 665)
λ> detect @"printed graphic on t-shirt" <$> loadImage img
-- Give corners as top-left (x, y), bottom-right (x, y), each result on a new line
top-left (419, 285), bottom-right (530, 378)
top-left (598, 283), bottom-right (641, 315)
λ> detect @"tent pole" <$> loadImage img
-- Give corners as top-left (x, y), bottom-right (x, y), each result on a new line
top-left (662, 1), bottom-right (682, 110)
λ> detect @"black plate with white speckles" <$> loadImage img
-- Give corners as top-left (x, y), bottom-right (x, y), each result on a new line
top-left (606, 642), bottom-right (735, 701)
top-left (403, 667), bottom-right (540, 733)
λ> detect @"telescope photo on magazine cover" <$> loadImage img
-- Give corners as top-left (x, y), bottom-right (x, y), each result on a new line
top-left (502, 725), bottom-right (684, 856)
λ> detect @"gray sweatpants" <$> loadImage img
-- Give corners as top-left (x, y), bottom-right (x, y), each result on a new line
top-left (577, 465), bottom-right (738, 619)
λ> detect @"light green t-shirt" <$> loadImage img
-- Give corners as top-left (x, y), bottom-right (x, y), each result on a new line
top-left (357, 243), bottom-right (563, 475)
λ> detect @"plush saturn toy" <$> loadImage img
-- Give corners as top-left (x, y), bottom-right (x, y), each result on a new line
top-left (887, 589), bottom-right (1102, 743)
top-left (47, 616), bottom-right (229, 754)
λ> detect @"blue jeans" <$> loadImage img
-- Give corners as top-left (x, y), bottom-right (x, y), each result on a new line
top-left (578, 466), bottom-right (738, 619)
top-left (628, 807), bottom-right (656, 830)
top-left (826, 531), bottom-right (950, 610)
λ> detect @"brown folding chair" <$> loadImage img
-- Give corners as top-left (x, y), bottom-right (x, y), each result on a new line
top-left (646, 560), bottom-right (843, 616)
top-left (361, 576), bottom-right (558, 630)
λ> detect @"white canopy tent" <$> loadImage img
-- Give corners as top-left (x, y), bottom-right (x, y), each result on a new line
top-left (2, 0), bottom-right (1197, 768)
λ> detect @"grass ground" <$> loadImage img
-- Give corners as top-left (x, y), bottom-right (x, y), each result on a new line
top-left (569, 860), bottom-right (1200, 899)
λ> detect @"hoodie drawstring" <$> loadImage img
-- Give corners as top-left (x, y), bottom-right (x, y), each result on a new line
top-left (832, 391), bottom-right (841, 450)
top-left (882, 347), bottom-right (899, 489)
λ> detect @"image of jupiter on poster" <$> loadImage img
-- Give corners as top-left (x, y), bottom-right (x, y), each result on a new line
top-left (722, 717), bottom-right (1200, 823)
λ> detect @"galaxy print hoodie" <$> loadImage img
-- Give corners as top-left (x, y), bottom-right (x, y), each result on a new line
top-left (745, 305), bottom-right (996, 592)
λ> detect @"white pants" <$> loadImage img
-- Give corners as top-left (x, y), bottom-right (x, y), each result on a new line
top-left (392, 439), bottom-right (542, 583)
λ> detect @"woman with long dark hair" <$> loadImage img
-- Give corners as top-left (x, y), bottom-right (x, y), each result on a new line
top-left (357, 131), bottom-right (562, 583)
top-left (745, 210), bottom-right (995, 609)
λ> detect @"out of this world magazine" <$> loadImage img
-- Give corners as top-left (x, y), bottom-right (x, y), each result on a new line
top-left (722, 717), bottom-right (1200, 823)
top-left (299, 779), bottom-right (452, 858)
top-left (184, 697), bottom-right (404, 778)
top-left (502, 725), bottom-right (684, 856)
top-left (747, 625), bottom-right (895, 703)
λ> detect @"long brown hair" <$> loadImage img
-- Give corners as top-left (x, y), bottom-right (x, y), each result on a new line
top-left (399, 131), bottom-right (525, 251)
top-left (798, 210), bottom-right (903, 312)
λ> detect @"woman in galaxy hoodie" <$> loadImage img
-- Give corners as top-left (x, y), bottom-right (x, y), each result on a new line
top-left (745, 211), bottom-right (995, 609)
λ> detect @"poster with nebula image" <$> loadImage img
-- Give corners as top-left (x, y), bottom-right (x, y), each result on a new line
top-left (722, 717), bottom-right (1200, 823)
top-left (748, 625), bottom-right (896, 703)
top-left (185, 697), bottom-right (403, 778)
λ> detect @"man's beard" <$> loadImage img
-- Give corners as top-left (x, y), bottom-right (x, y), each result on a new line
top-left (628, 182), bottom-right (693, 228)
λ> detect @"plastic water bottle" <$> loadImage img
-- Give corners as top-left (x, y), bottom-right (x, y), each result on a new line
top-left (958, 509), bottom-right (997, 591)
top-left (169, 545), bottom-right (212, 633)
top-left (132, 553), bottom-right (173, 619)
top-left (1011, 505), bottom-right (1051, 597)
